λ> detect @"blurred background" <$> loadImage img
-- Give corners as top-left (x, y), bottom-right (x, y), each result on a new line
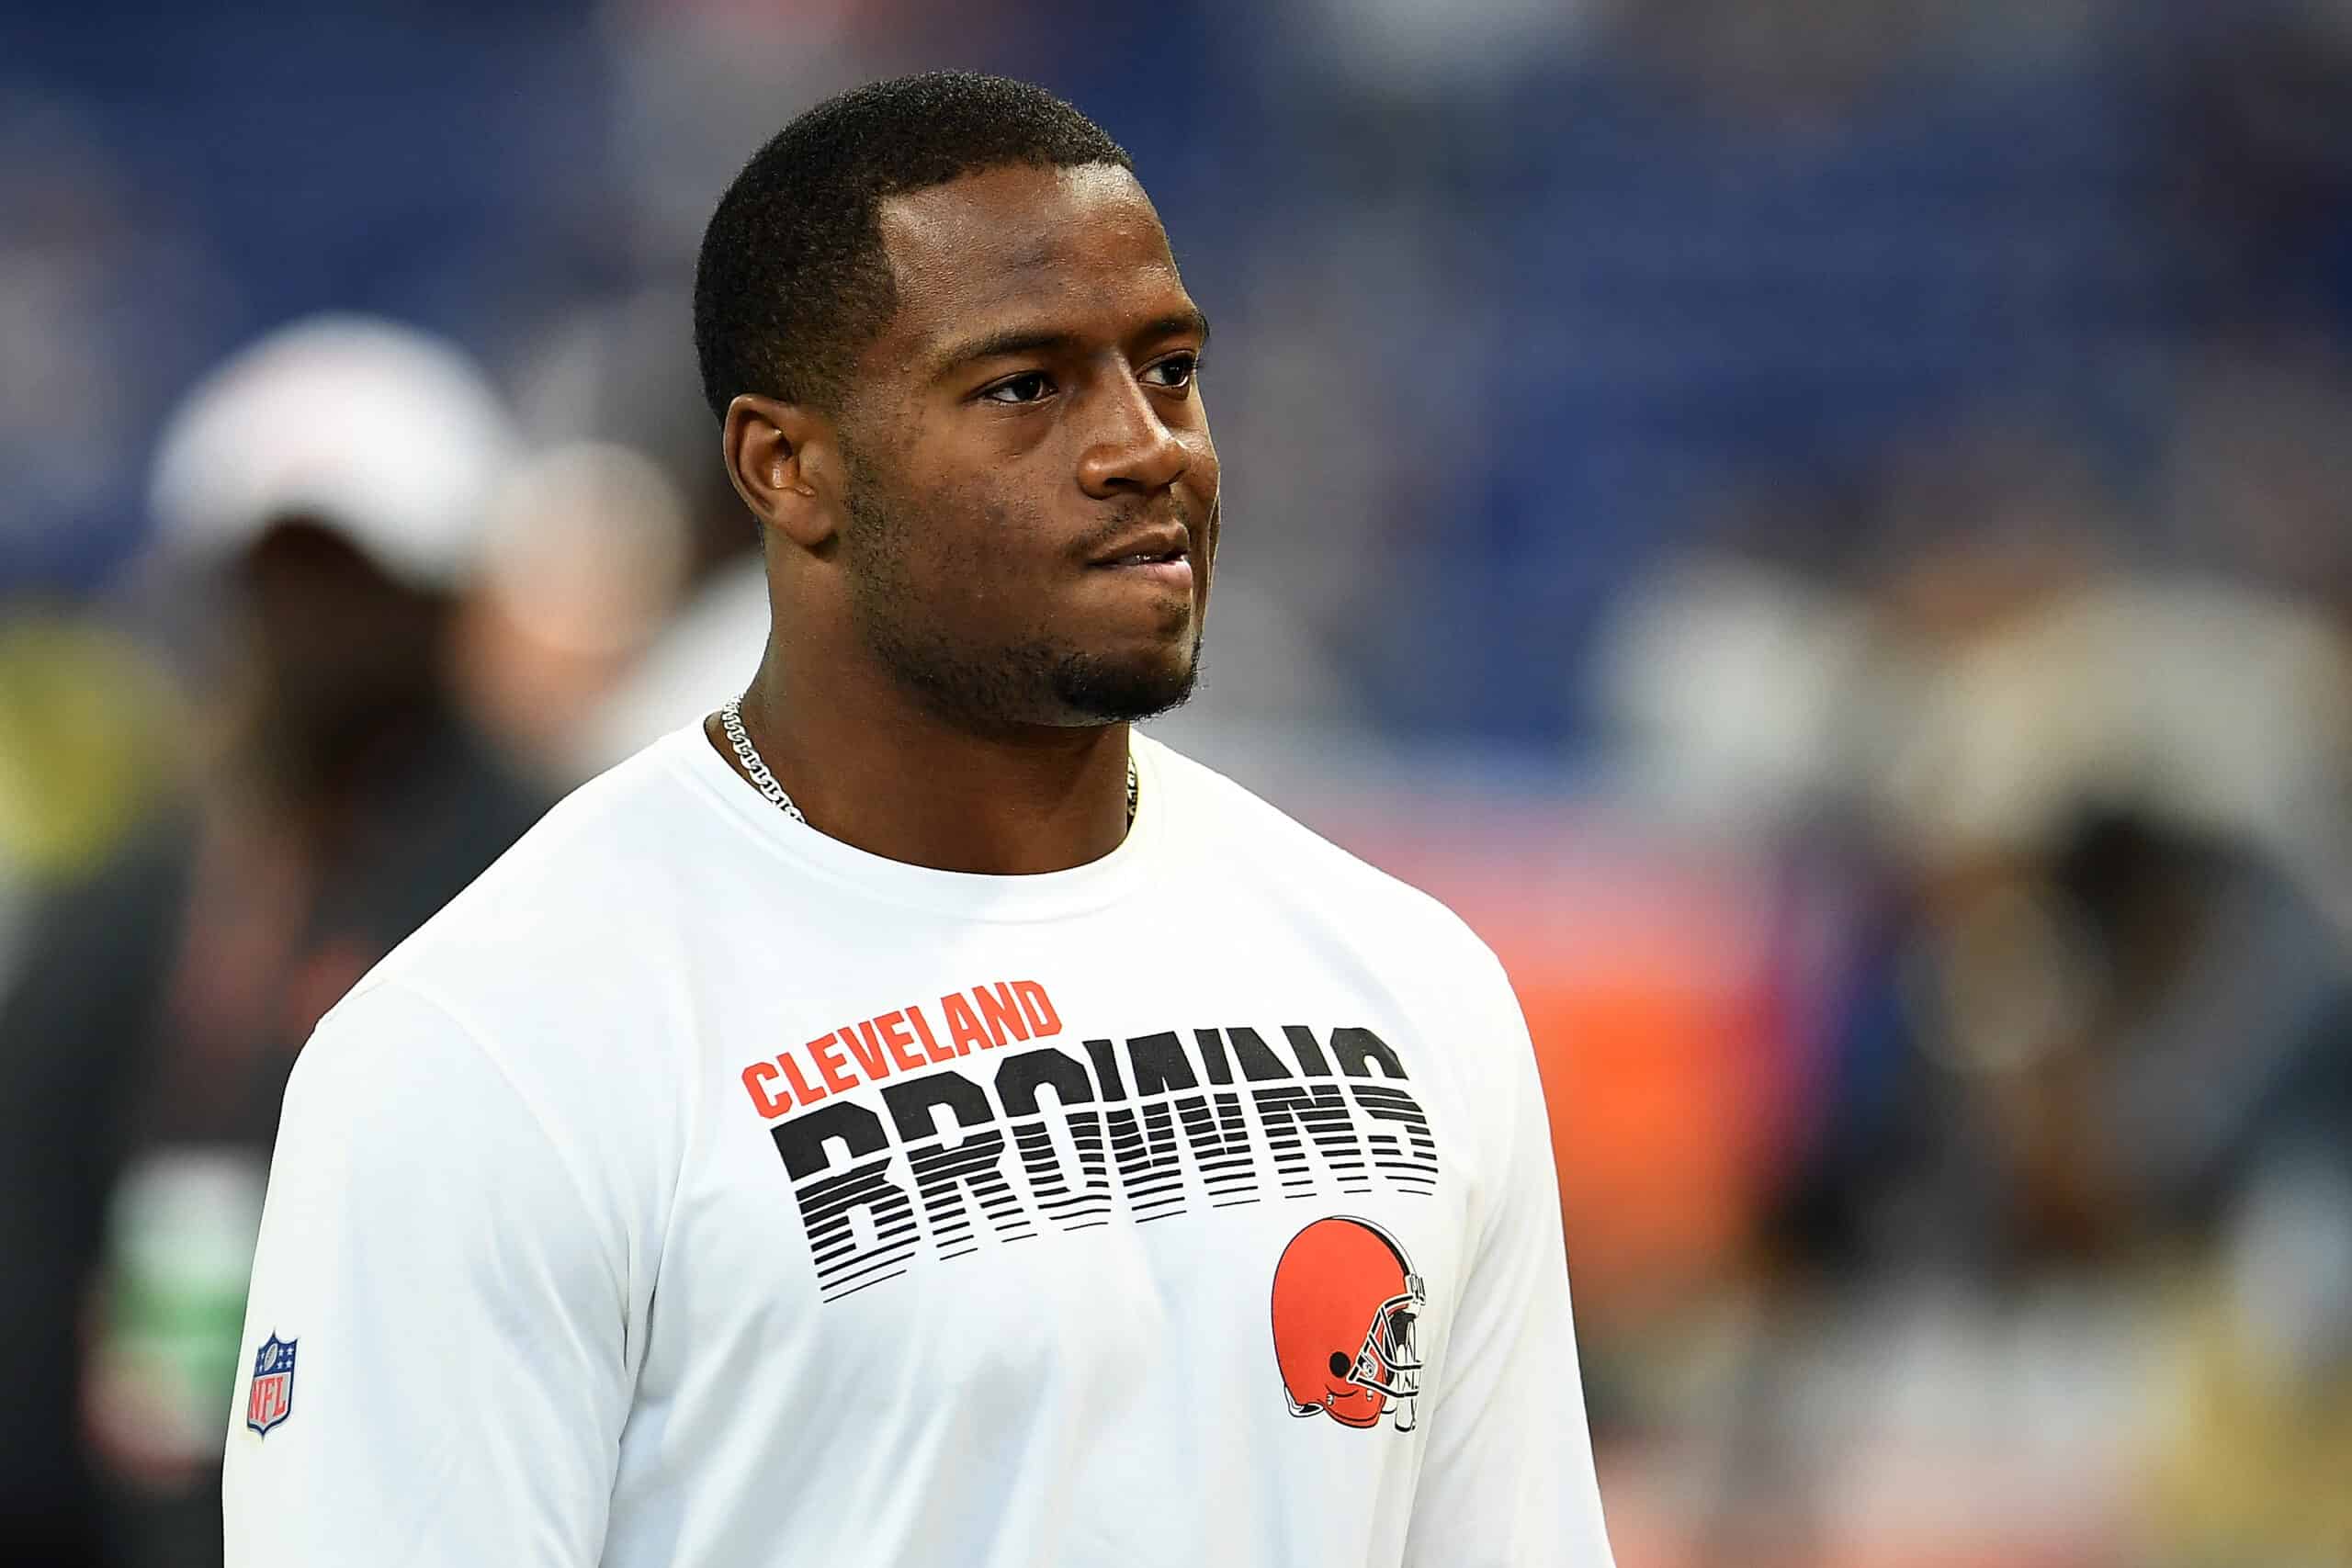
top-left (5, 1), bottom-right (2352, 1563)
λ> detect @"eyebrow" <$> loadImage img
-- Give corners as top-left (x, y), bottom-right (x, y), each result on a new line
top-left (928, 307), bottom-right (1212, 379)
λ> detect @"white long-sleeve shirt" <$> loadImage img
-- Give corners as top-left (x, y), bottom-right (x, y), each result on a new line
top-left (225, 724), bottom-right (1616, 1567)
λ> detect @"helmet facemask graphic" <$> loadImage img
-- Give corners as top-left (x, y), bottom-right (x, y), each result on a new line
top-left (1271, 1217), bottom-right (1430, 1434)
top-left (1342, 1273), bottom-right (1425, 1430)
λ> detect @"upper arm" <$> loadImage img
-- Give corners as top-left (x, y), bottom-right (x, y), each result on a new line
top-left (1404, 946), bottom-right (1615, 1567)
top-left (223, 982), bottom-right (629, 1567)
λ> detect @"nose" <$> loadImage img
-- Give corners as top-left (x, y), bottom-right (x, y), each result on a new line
top-left (1076, 371), bottom-right (1189, 499)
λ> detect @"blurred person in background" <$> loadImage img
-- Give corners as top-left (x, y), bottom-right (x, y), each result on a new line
top-left (1581, 412), bottom-right (2352, 1563)
top-left (1752, 470), bottom-right (2352, 1565)
top-left (1823, 421), bottom-right (2352, 1280)
top-left (0, 316), bottom-right (548, 1568)
top-left (0, 615), bottom-right (186, 1568)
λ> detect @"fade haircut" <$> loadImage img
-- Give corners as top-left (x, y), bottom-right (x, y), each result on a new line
top-left (694, 72), bottom-right (1133, 423)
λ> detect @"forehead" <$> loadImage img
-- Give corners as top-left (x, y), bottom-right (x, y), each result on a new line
top-left (874, 164), bottom-right (1186, 351)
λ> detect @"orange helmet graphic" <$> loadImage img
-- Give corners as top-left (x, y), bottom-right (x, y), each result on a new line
top-left (1270, 1216), bottom-right (1426, 1432)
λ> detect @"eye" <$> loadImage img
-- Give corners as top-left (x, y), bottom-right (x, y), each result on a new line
top-left (1142, 352), bottom-right (1199, 391)
top-left (980, 371), bottom-right (1055, 405)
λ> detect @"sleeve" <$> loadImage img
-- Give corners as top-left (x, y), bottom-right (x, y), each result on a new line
top-left (1402, 952), bottom-right (1616, 1568)
top-left (223, 981), bottom-right (630, 1567)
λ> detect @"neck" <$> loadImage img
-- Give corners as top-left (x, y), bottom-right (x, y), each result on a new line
top-left (707, 655), bottom-right (1136, 875)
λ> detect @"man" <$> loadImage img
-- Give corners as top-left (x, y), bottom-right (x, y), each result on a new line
top-left (226, 73), bottom-right (1616, 1567)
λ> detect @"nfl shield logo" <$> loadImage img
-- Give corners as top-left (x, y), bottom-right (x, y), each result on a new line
top-left (246, 1334), bottom-right (297, 1437)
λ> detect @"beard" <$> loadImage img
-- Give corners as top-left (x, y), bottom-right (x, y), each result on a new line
top-left (839, 457), bottom-right (1204, 731)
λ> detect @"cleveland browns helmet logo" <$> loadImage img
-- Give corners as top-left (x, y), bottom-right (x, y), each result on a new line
top-left (1270, 1216), bottom-right (1426, 1432)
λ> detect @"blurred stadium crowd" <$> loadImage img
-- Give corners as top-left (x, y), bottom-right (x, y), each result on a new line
top-left (5, 1), bottom-right (2352, 1564)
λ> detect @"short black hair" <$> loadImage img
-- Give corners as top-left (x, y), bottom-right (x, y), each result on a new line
top-left (694, 72), bottom-right (1133, 422)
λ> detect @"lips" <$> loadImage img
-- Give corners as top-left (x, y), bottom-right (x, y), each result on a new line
top-left (1086, 523), bottom-right (1191, 570)
top-left (1091, 552), bottom-right (1193, 593)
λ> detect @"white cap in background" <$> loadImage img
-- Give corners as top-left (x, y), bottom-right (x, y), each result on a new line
top-left (149, 314), bottom-right (518, 592)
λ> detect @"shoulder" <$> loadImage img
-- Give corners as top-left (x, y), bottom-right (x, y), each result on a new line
top-left (1139, 735), bottom-right (1512, 989)
top-left (283, 735), bottom-right (718, 1210)
top-left (267, 977), bottom-right (635, 1311)
top-left (367, 730), bottom-right (707, 971)
top-left (291, 737), bottom-right (707, 1215)
top-left (320, 730), bottom-right (729, 1086)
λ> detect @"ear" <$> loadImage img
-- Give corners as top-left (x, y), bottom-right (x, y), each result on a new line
top-left (723, 394), bottom-right (843, 551)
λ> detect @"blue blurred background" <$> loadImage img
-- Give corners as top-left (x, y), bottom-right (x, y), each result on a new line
top-left (6, 2), bottom-right (2352, 1564)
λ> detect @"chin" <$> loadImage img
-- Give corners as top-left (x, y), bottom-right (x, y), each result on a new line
top-left (1051, 643), bottom-right (1199, 724)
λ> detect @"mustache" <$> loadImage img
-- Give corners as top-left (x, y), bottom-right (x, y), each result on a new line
top-left (1073, 486), bottom-right (1219, 558)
